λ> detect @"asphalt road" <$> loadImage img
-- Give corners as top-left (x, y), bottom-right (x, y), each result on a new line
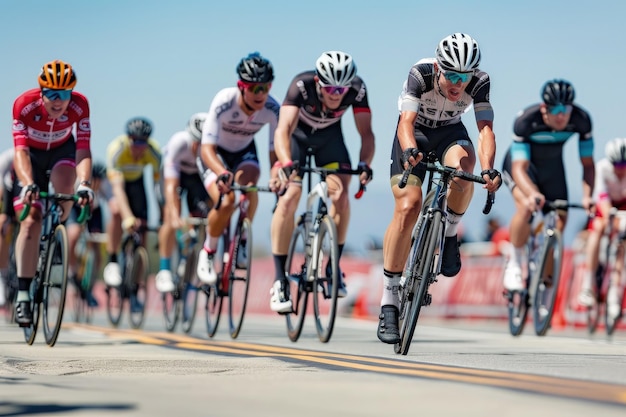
top-left (1, 310), bottom-right (625, 417)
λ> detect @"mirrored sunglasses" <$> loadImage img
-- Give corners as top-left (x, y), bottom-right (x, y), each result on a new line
top-left (42, 88), bottom-right (72, 101)
top-left (321, 85), bottom-right (350, 95)
top-left (238, 81), bottom-right (271, 94)
top-left (130, 136), bottom-right (149, 145)
top-left (441, 69), bottom-right (472, 84)
top-left (548, 104), bottom-right (572, 115)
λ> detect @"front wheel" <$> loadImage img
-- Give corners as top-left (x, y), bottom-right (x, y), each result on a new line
top-left (285, 221), bottom-right (309, 342)
top-left (532, 230), bottom-right (563, 336)
top-left (181, 247), bottom-right (201, 334)
top-left (228, 218), bottom-right (252, 339)
top-left (129, 246), bottom-right (149, 329)
top-left (23, 277), bottom-right (42, 345)
top-left (42, 225), bottom-right (69, 347)
top-left (312, 216), bottom-right (339, 343)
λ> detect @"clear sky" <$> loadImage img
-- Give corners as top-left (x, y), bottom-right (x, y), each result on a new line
top-left (2, 1), bottom-right (624, 251)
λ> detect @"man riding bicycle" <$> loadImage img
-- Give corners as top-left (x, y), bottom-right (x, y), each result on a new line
top-left (11, 60), bottom-right (94, 326)
top-left (155, 113), bottom-right (212, 293)
top-left (377, 33), bottom-right (501, 344)
top-left (501, 79), bottom-right (595, 292)
top-left (195, 52), bottom-right (279, 286)
top-left (103, 117), bottom-right (161, 296)
top-left (0, 148), bottom-right (15, 307)
top-left (269, 50), bottom-right (375, 313)
top-left (578, 138), bottom-right (626, 319)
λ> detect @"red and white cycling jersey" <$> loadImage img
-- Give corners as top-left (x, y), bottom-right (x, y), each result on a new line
top-left (12, 88), bottom-right (91, 151)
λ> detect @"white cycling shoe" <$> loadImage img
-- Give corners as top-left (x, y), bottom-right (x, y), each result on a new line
top-left (155, 269), bottom-right (175, 293)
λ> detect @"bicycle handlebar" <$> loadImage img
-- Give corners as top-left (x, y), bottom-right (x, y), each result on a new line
top-left (214, 179), bottom-right (276, 210)
top-left (398, 161), bottom-right (494, 215)
top-left (295, 164), bottom-right (367, 200)
top-left (19, 191), bottom-right (90, 223)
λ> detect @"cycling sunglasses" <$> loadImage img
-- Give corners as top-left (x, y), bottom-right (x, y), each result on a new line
top-left (547, 104), bottom-right (572, 115)
top-left (440, 69), bottom-right (472, 84)
top-left (238, 81), bottom-right (271, 94)
top-left (321, 85), bottom-right (350, 95)
top-left (42, 88), bottom-right (72, 101)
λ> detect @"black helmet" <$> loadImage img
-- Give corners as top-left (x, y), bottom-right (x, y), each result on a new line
top-left (126, 117), bottom-right (153, 140)
top-left (237, 52), bottom-right (274, 83)
top-left (92, 162), bottom-right (107, 179)
top-left (541, 79), bottom-right (575, 106)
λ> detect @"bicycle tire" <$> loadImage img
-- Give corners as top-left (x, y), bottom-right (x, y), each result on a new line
top-left (312, 215), bottom-right (339, 343)
top-left (586, 267), bottom-right (604, 334)
top-left (23, 277), bottom-right (41, 345)
top-left (129, 246), bottom-right (149, 329)
top-left (396, 211), bottom-right (441, 355)
top-left (285, 221), bottom-right (309, 342)
top-left (507, 289), bottom-right (530, 336)
top-left (204, 282), bottom-right (223, 337)
top-left (181, 247), bottom-right (200, 334)
top-left (533, 230), bottom-right (563, 336)
top-left (606, 286), bottom-right (624, 336)
top-left (106, 284), bottom-right (124, 327)
top-left (228, 217), bottom-right (252, 339)
top-left (162, 247), bottom-right (181, 332)
top-left (42, 224), bottom-right (69, 346)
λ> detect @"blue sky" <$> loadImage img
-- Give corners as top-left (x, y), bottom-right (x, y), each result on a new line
top-left (2, 1), bottom-right (624, 250)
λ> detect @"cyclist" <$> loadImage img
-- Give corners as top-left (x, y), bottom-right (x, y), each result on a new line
top-left (577, 138), bottom-right (626, 319)
top-left (11, 60), bottom-right (94, 326)
top-left (377, 33), bottom-right (501, 344)
top-left (103, 118), bottom-right (161, 298)
top-left (66, 162), bottom-right (111, 307)
top-left (270, 50), bottom-right (375, 313)
top-left (0, 148), bottom-right (15, 307)
top-left (154, 113), bottom-right (212, 293)
top-left (501, 79), bottom-right (594, 292)
top-left (195, 52), bottom-right (279, 285)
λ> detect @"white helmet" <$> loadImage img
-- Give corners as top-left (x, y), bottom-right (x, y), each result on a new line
top-left (186, 112), bottom-right (208, 142)
top-left (605, 138), bottom-right (626, 164)
top-left (436, 33), bottom-right (481, 72)
top-left (315, 51), bottom-right (357, 86)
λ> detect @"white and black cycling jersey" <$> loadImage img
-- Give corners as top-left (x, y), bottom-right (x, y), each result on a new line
top-left (397, 58), bottom-right (493, 129)
top-left (162, 130), bottom-right (200, 179)
top-left (594, 158), bottom-right (626, 208)
top-left (201, 87), bottom-right (279, 153)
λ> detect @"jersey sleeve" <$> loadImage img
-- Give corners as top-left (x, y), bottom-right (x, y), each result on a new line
top-left (72, 92), bottom-right (91, 151)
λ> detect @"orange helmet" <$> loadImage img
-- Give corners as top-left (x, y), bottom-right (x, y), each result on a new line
top-left (38, 60), bottom-right (77, 90)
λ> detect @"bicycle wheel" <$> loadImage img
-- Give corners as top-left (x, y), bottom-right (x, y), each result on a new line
top-left (106, 283), bottom-right (123, 327)
top-left (162, 247), bottom-right (183, 332)
top-left (285, 221), bottom-right (309, 342)
top-left (532, 230), bottom-right (563, 336)
top-left (507, 288), bottom-right (530, 336)
top-left (23, 277), bottom-right (41, 345)
top-left (395, 212), bottom-right (441, 355)
top-left (606, 286), bottom-right (624, 336)
top-left (129, 246), bottom-right (149, 329)
top-left (228, 217), bottom-right (252, 339)
top-left (312, 216), bottom-right (339, 343)
top-left (181, 247), bottom-right (200, 334)
top-left (205, 233), bottom-right (227, 337)
top-left (586, 267), bottom-right (604, 334)
top-left (42, 224), bottom-right (69, 347)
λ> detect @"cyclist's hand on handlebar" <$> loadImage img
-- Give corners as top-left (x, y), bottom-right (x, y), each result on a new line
top-left (480, 169), bottom-right (502, 192)
top-left (357, 161), bottom-right (373, 185)
top-left (76, 183), bottom-right (94, 206)
top-left (19, 183), bottom-right (39, 205)
top-left (217, 171), bottom-right (234, 194)
top-left (527, 192), bottom-right (545, 212)
top-left (274, 160), bottom-right (296, 193)
top-left (401, 148), bottom-right (422, 170)
top-left (122, 215), bottom-right (139, 232)
top-left (582, 195), bottom-right (593, 214)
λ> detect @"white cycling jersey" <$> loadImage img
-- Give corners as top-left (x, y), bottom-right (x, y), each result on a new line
top-left (162, 130), bottom-right (200, 179)
top-left (201, 87), bottom-right (279, 153)
top-left (594, 158), bottom-right (626, 207)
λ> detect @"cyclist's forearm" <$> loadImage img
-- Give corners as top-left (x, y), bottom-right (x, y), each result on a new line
top-left (14, 148), bottom-right (34, 185)
top-left (477, 122), bottom-right (496, 169)
top-left (75, 149), bottom-right (92, 183)
top-left (112, 182), bottom-right (134, 221)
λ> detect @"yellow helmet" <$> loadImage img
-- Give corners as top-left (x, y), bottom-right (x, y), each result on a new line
top-left (38, 60), bottom-right (77, 90)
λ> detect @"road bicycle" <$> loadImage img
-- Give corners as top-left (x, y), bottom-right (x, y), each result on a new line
top-left (202, 182), bottom-right (272, 339)
top-left (284, 155), bottom-right (366, 343)
top-left (19, 191), bottom-right (90, 346)
top-left (71, 230), bottom-right (106, 324)
top-left (506, 199), bottom-right (585, 337)
top-left (587, 208), bottom-right (626, 336)
top-left (394, 153), bottom-right (494, 355)
top-left (2, 219), bottom-right (18, 324)
top-left (162, 216), bottom-right (207, 333)
top-left (106, 225), bottom-right (154, 329)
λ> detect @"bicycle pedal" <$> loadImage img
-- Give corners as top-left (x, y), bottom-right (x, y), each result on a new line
top-left (422, 293), bottom-right (432, 306)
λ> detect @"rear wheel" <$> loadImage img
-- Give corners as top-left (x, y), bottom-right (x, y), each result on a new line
top-left (129, 246), bottom-right (149, 329)
top-left (312, 216), bottom-right (339, 343)
top-left (229, 218), bottom-right (252, 339)
top-left (42, 225), bottom-right (69, 347)
top-left (285, 221), bottom-right (309, 342)
top-left (23, 277), bottom-right (41, 345)
top-left (533, 230), bottom-right (563, 336)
